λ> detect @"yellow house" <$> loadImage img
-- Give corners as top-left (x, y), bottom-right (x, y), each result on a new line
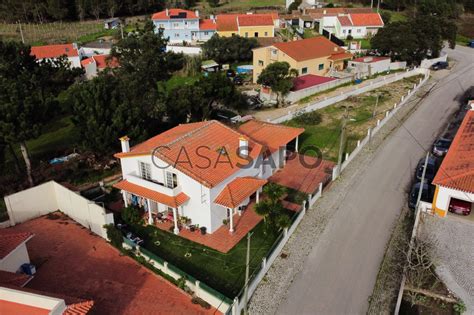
top-left (431, 102), bottom-right (474, 218)
top-left (216, 14), bottom-right (275, 38)
top-left (252, 36), bottom-right (352, 83)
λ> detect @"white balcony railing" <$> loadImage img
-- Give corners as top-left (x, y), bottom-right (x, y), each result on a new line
top-left (125, 173), bottom-right (182, 197)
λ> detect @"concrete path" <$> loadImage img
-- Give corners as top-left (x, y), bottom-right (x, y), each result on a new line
top-left (249, 46), bottom-right (474, 315)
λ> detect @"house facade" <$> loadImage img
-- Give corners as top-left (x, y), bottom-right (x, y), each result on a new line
top-left (80, 54), bottom-right (119, 79)
top-left (252, 36), bottom-right (352, 82)
top-left (216, 13), bottom-right (277, 38)
top-left (114, 120), bottom-right (303, 235)
top-left (30, 43), bottom-right (82, 68)
top-left (432, 102), bottom-right (474, 218)
top-left (152, 9), bottom-right (216, 43)
top-left (347, 56), bottom-right (391, 77)
top-left (332, 13), bottom-right (384, 39)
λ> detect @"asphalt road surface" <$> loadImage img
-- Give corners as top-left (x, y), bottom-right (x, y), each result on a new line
top-left (276, 46), bottom-right (474, 314)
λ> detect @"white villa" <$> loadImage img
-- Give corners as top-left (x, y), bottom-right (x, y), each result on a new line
top-left (114, 120), bottom-right (303, 235)
top-left (319, 12), bottom-right (384, 39)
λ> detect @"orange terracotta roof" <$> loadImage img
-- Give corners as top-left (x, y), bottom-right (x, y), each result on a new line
top-left (114, 180), bottom-right (189, 207)
top-left (238, 120), bottom-right (304, 153)
top-left (337, 15), bottom-right (352, 26)
top-left (152, 9), bottom-right (198, 20)
top-left (115, 121), bottom-right (264, 188)
top-left (64, 300), bottom-right (95, 315)
top-left (238, 14), bottom-right (274, 27)
top-left (31, 44), bottom-right (79, 59)
top-left (350, 13), bottom-right (384, 27)
top-left (328, 52), bottom-right (353, 61)
top-left (216, 14), bottom-right (240, 32)
top-left (92, 54), bottom-right (119, 69)
top-left (214, 177), bottom-right (267, 208)
top-left (0, 270), bottom-right (31, 287)
top-left (272, 36), bottom-right (350, 62)
top-left (0, 300), bottom-right (50, 315)
top-left (199, 19), bottom-right (217, 30)
top-left (433, 108), bottom-right (474, 193)
top-left (80, 58), bottom-right (93, 67)
top-left (0, 231), bottom-right (33, 259)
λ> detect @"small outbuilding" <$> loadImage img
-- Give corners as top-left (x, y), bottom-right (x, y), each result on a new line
top-left (104, 18), bottom-right (120, 30)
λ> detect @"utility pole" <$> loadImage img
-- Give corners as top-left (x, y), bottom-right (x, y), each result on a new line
top-left (18, 21), bottom-right (25, 44)
top-left (372, 94), bottom-right (380, 118)
top-left (243, 232), bottom-right (253, 315)
top-left (377, 0), bottom-right (380, 13)
top-left (415, 152), bottom-right (430, 213)
top-left (337, 106), bottom-right (349, 177)
top-left (371, 0), bottom-right (374, 8)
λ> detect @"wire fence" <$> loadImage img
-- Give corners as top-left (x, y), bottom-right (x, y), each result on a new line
top-left (0, 20), bottom-right (105, 45)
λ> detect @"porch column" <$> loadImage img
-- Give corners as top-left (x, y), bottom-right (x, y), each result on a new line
top-left (295, 136), bottom-right (299, 152)
top-left (256, 190), bottom-right (260, 203)
top-left (229, 208), bottom-right (234, 233)
top-left (147, 199), bottom-right (153, 225)
top-left (172, 207), bottom-right (179, 234)
top-left (122, 191), bottom-right (128, 207)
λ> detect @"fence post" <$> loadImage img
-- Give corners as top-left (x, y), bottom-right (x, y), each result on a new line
top-left (394, 103), bottom-right (397, 109)
top-left (284, 227), bottom-right (288, 237)
top-left (357, 140), bottom-right (360, 147)
top-left (345, 153), bottom-right (349, 161)
top-left (401, 95), bottom-right (404, 102)
top-left (262, 257), bottom-right (267, 269)
top-left (385, 111), bottom-right (389, 118)
top-left (377, 119), bottom-right (380, 126)
top-left (332, 166), bottom-right (339, 181)
top-left (195, 280), bottom-right (201, 297)
top-left (319, 182), bottom-right (323, 197)
top-left (164, 261), bottom-right (169, 273)
top-left (232, 297), bottom-right (239, 315)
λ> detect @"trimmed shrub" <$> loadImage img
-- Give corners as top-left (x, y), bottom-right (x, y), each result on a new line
top-left (294, 111), bottom-right (322, 125)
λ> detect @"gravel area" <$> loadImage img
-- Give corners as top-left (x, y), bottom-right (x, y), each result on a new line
top-left (418, 214), bottom-right (474, 312)
top-left (248, 74), bottom-right (437, 314)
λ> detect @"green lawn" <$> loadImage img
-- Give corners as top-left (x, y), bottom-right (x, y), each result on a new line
top-left (127, 219), bottom-right (284, 298)
top-left (166, 75), bottom-right (201, 91)
top-left (456, 33), bottom-right (471, 46)
top-left (381, 9), bottom-right (408, 23)
top-left (287, 76), bottom-right (423, 161)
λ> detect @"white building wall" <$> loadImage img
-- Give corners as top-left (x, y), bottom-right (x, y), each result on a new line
top-left (0, 243), bottom-right (30, 273)
top-left (434, 186), bottom-right (474, 213)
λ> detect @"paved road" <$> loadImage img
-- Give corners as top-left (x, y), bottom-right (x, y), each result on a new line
top-left (276, 46), bottom-right (474, 314)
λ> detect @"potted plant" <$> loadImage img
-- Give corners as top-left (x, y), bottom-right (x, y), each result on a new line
top-left (222, 219), bottom-right (228, 225)
top-left (200, 226), bottom-right (207, 235)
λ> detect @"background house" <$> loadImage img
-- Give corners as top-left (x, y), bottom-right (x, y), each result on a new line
top-left (347, 56), bottom-right (391, 77)
top-left (252, 36), bottom-right (352, 82)
top-left (332, 13), bottom-right (384, 39)
top-left (80, 54), bottom-right (119, 79)
top-left (432, 102), bottom-right (474, 218)
top-left (30, 43), bottom-right (82, 68)
top-left (152, 9), bottom-right (216, 43)
top-left (216, 13), bottom-right (277, 38)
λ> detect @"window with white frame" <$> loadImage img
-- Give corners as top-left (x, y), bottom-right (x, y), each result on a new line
top-left (139, 162), bottom-right (152, 180)
top-left (165, 171), bottom-right (178, 188)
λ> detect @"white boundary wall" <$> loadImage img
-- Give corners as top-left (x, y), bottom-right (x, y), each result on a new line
top-left (4, 181), bottom-right (114, 239)
top-left (166, 45), bottom-right (202, 55)
top-left (270, 68), bottom-right (429, 124)
top-left (420, 54), bottom-right (448, 69)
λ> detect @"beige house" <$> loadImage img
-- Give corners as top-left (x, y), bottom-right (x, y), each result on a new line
top-left (252, 36), bottom-right (352, 82)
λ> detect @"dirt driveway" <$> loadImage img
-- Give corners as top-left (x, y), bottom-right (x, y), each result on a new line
top-left (7, 212), bottom-right (216, 315)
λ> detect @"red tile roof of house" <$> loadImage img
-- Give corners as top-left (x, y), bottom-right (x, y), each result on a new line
top-left (292, 74), bottom-right (337, 91)
top-left (64, 300), bottom-right (95, 315)
top-left (350, 13), bottom-right (384, 27)
top-left (238, 14), bottom-right (274, 27)
top-left (216, 14), bottom-right (240, 32)
top-left (215, 177), bottom-right (267, 208)
top-left (30, 44), bottom-right (79, 59)
top-left (433, 107), bottom-right (474, 193)
top-left (0, 231), bottom-right (33, 259)
top-left (0, 270), bottom-right (31, 287)
top-left (352, 56), bottom-right (390, 63)
top-left (0, 300), bottom-right (50, 315)
top-left (238, 120), bottom-right (304, 153)
top-left (272, 36), bottom-right (351, 62)
top-left (152, 9), bottom-right (198, 20)
top-left (91, 54), bottom-right (119, 69)
top-left (199, 19), bottom-right (217, 30)
top-left (337, 15), bottom-right (353, 26)
top-left (114, 180), bottom-right (190, 207)
top-left (328, 52), bottom-right (353, 61)
top-left (115, 120), bottom-right (303, 188)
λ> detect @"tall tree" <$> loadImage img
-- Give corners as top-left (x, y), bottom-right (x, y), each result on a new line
top-left (257, 62), bottom-right (298, 107)
top-left (202, 35), bottom-right (259, 64)
top-left (254, 183), bottom-right (291, 231)
top-left (0, 41), bottom-right (80, 185)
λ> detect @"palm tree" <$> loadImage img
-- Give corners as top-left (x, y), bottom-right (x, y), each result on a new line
top-left (255, 183), bottom-right (292, 230)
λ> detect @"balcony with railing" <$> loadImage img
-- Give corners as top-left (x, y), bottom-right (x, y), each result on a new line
top-left (124, 172), bottom-right (182, 197)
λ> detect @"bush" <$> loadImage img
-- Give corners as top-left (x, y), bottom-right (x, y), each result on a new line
top-left (104, 224), bottom-right (123, 249)
top-left (294, 111), bottom-right (322, 125)
top-left (347, 35), bottom-right (353, 41)
top-left (191, 297), bottom-right (212, 309)
top-left (121, 206), bottom-right (142, 225)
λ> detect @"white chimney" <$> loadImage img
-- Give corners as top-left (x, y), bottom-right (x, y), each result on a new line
top-left (323, 10), bottom-right (327, 14)
top-left (166, 8), bottom-right (169, 16)
top-left (119, 136), bottom-right (130, 153)
top-left (239, 136), bottom-right (249, 157)
top-left (195, 10), bottom-right (199, 17)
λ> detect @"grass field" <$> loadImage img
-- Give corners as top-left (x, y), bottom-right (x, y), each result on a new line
top-left (0, 20), bottom-right (114, 45)
top-left (197, 0), bottom-right (285, 14)
top-left (286, 75), bottom-right (423, 162)
top-left (128, 219), bottom-right (284, 298)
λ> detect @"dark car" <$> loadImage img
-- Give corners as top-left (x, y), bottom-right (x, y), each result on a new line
top-left (433, 138), bottom-right (452, 156)
top-left (408, 182), bottom-right (433, 210)
top-left (415, 156), bottom-right (438, 182)
top-left (431, 61), bottom-right (449, 70)
top-left (448, 199), bottom-right (472, 216)
top-left (226, 69), bottom-right (236, 78)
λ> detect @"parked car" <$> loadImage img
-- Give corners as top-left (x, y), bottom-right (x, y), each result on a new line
top-left (448, 199), bottom-right (472, 216)
top-left (432, 138), bottom-right (452, 156)
top-left (247, 95), bottom-right (263, 110)
top-left (408, 182), bottom-right (433, 210)
top-left (415, 156), bottom-right (438, 182)
top-left (469, 40), bottom-right (474, 48)
top-left (226, 69), bottom-right (236, 78)
top-left (431, 61), bottom-right (449, 70)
